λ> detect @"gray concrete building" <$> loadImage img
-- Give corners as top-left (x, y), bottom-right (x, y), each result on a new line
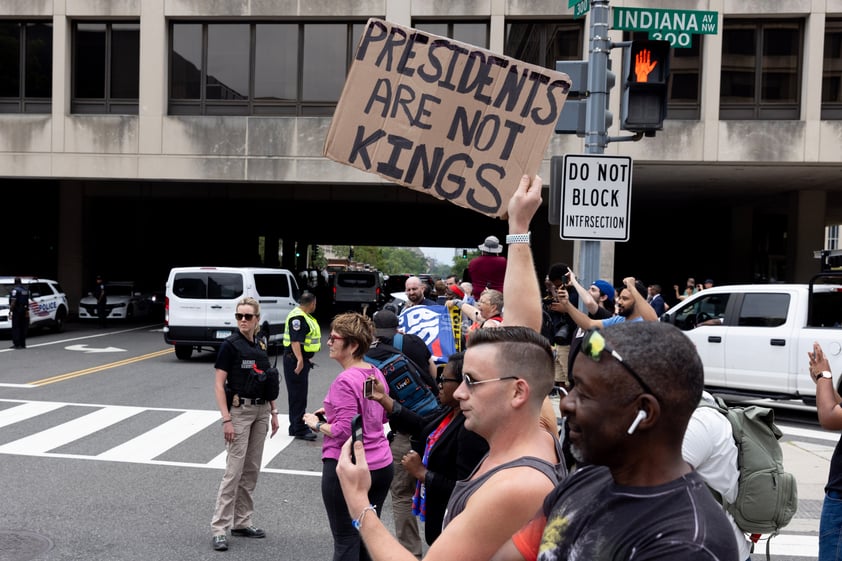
top-left (2, 0), bottom-right (841, 308)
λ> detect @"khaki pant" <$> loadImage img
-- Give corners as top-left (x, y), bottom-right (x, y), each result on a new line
top-left (553, 344), bottom-right (570, 387)
top-left (211, 402), bottom-right (270, 535)
top-left (390, 432), bottom-right (422, 559)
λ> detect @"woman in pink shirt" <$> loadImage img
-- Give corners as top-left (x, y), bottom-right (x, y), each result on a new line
top-left (303, 312), bottom-right (392, 561)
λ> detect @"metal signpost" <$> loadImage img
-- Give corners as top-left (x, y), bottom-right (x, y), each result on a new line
top-left (558, 1), bottom-right (719, 288)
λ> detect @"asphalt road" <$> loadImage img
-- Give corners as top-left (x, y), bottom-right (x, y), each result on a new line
top-left (0, 321), bottom-right (827, 561)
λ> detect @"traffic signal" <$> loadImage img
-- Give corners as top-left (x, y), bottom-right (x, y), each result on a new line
top-left (462, 249), bottom-right (468, 259)
top-left (555, 61), bottom-right (588, 136)
top-left (619, 40), bottom-right (670, 135)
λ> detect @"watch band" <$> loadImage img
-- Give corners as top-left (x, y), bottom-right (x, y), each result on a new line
top-left (505, 232), bottom-right (531, 245)
top-left (818, 371), bottom-right (833, 379)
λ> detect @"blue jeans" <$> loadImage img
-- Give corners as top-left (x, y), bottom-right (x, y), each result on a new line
top-left (820, 489), bottom-right (842, 561)
top-left (322, 458), bottom-right (393, 561)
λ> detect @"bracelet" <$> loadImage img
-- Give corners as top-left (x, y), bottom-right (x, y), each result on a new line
top-left (505, 232), bottom-right (531, 245)
top-left (312, 421), bottom-right (324, 433)
top-left (271, 409), bottom-right (279, 415)
top-left (222, 419), bottom-right (232, 424)
top-left (352, 505), bottom-right (377, 531)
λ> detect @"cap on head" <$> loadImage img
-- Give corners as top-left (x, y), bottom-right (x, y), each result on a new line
top-left (373, 309), bottom-right (399, 337)
top-left (448, 284), bottom-right (465, 299)
top-left (591, 280), bottom-right (614, 298)
top-left (478, 235), bottom-right (502, 254)
top-left (704, 279), bottom-right (714, 285)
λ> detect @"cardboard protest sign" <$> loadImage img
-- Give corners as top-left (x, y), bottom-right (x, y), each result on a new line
top-left (323, 18), bottom-right (571, 218)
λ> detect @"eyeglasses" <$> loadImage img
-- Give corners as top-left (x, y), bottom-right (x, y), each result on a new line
top-left (581, 328), bottom-right (658, 399)
top-left (436, 375), bottom-right (461, 385)
top-left (234, 313), bottom-right (255, 321)
top-left (328, 334), bottom-right (345, 343)
top-left (462, 373), bottom-right (518, 388)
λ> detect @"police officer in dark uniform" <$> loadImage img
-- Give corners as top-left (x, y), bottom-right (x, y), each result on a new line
top-left (95, 275), bottom-right (107, 327)
top-left (9, 277), bottom-right (30, 349)
top-left (282, 292), bottom-right (321, 440)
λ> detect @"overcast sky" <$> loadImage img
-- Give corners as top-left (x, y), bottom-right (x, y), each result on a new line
top-left (420, 247), bottom-right (460, 264)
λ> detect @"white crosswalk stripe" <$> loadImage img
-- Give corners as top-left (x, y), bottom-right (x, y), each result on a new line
top-left (0, 398), bottom-right (316, 476)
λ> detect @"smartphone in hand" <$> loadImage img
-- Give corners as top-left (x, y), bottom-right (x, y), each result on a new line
top-left (364, 378), bottom-right (375, 399)
top-left (350, 414), bottom-right (363, 464)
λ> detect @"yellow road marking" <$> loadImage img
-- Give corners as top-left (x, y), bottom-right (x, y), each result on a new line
top-left (29, 348), bottom-right (175, 387)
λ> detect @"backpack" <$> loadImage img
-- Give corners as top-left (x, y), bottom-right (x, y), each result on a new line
top-left (364, 334), bottom-right (440, 417)
top-left (698, 395), bottom-right (798, 539)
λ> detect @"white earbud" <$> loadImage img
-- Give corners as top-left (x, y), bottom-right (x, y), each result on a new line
top-left (627, 409), bottom-right (648, 435)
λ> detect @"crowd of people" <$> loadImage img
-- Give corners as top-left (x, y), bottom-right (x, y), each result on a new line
top-left (207, 173), bottom-right (782, 561)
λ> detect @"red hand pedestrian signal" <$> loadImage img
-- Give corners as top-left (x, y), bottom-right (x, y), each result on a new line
top-left (634, 49), bottom-right (657, 83)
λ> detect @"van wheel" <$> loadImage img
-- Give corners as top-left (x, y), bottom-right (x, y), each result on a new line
top-left (175, 345), bottom-right (193, 360)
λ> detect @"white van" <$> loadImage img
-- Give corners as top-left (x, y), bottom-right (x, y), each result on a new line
top-left (164, 267), bottom-right (300, 360)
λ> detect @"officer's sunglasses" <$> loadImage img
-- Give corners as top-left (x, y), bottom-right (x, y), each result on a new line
top-left (581, 329), bottom-right (659, 400)
top-left (234, 313), bottom-right (255, 321)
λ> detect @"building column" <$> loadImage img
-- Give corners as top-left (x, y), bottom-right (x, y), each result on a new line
top-left (790, 190), bottom-right (827, 282)
top-left (58, 181), bottom-right (84, 313)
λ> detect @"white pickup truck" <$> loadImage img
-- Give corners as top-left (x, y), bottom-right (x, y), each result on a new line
top-left (660, 272), bottom-right (842, 404)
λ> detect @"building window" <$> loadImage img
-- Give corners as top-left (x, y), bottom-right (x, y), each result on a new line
top-left (822, 21), bottom-right (842, 119)
top-left (71, 22), bottom-right (140, 114)
top-left (0, 21), bottom-right (52, 114)
top-left (625, 31), bottom-right (703, 120)
top-left (504, 21), bottom-right (584, 68)
top-left (828, 225), bottom-right (840, 250)
top-left (169, 22), bottom-right (365, 116)
top-left (413, 21), bottom-right (489, 48)
top-left (720, 20), bottom-right (802, 120)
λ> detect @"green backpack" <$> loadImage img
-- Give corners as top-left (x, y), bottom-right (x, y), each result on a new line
top-left (698, 395), bottom-right (798, 537)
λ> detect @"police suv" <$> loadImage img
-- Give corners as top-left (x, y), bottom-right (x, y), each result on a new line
top-left (0, 277), bottom-right (70, 333)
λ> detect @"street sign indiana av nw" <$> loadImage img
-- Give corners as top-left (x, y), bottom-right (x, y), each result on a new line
top-left (613, 7), bottom-right (718, 48)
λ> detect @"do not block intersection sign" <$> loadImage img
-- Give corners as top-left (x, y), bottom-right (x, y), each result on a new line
top-left (560, 154), bottom-right (633, 241)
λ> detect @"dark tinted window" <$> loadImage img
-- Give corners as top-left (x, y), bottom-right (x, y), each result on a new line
top-left (0, 21), bottom-right (52, 113)
top-left (72, 21), bottom-right (139, 114)
top-left (337, 273), bottom-right (378, 288)
top-left (173, 274), bottom-right (207, 299)
top-left (208, 273), bottom-right (243, 299)
top-left (254, 274), bottom-right (291, 298)
top-left (29, 282), bottom-right (49, 298)
top-left (504, 21), bottom-right (583, 68)
top-left (169, 22), bottom-right (365, 116)
top-left (671, 293), bottom-right (730, 330)
top-left (737, 293), bottom-right (789, 327)
top-left (720, 20), bottom-right (801, 119)
top-left (822, 20), bottom-right (842, 119)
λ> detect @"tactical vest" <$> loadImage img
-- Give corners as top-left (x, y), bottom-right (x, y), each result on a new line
top-left (282, 307), bottom-right (322, 353)
top-left (11, 286), bottom-right (29, 314)
top-left (225, 332), bottom-right (272, 398)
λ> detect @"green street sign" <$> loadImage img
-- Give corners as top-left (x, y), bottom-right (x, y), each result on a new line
top-left (613, 7), bottom-right (718, 48)
top-left (573, 0), bottom-right (590, 18)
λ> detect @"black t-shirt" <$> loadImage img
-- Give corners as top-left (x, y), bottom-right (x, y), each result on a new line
top-left (533, 464), bottom-right (738, 561)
